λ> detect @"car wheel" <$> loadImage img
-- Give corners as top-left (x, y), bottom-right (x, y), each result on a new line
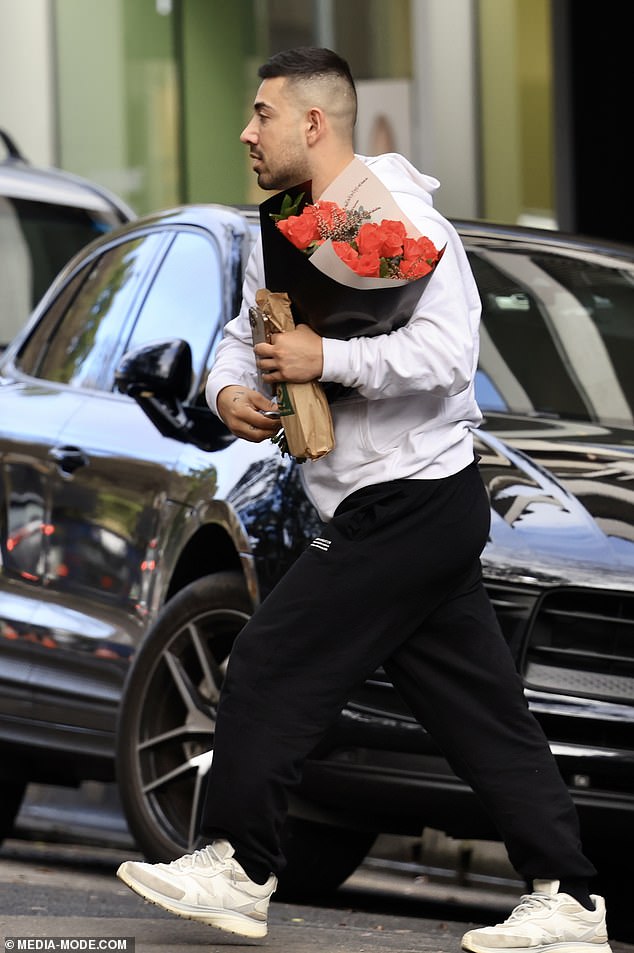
top-left (0, 779), bottom-right (27, 844)
top-left (116, 571), bottom-right (252, 862)
top-left (116, 570), bottom-right (376, 897)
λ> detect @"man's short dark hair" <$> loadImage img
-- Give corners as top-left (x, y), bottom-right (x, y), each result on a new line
top-left (259, 47), bottom-right (355, 95)
top-left (258, 47), bottom-right (357, 126)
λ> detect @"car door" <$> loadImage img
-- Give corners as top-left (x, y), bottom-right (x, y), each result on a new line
top-left (29, 225), bottom-right (233, 734)
top-left (0, 379), bottom-right (85, 722)
top-left (0, 229), bottom-right (170, 734)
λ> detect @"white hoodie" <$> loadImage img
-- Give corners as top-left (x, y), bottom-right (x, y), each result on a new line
top-left (206, 153), bottom-right (483, 521)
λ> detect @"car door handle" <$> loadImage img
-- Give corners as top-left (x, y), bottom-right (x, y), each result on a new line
top-left (49, 445), bottom-right (89, 474)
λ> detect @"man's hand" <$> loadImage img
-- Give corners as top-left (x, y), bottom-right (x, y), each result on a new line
top-left (254, 324), bottom-right (323, 384)
top-left (216, 385), bottom-right (281, 442)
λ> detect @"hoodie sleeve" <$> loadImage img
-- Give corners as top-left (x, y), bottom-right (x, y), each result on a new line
top-left (320, 217), bottom-right (481, 401)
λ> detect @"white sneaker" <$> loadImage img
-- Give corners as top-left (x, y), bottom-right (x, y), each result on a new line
top-left (116, 839), bottom-right (277, 938)
top-left (461, 880), bottom-right (612, 953)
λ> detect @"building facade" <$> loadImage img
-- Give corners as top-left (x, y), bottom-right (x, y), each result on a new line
top-left (0, 0), bottom-right (628, 241)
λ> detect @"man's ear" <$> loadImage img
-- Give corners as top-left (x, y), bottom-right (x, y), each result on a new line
top-left (305, 107), bottom-right (325, 144)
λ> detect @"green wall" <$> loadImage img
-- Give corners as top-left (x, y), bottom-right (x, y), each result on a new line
top-left (54, 0), bottom-right (256, 213)
top-left (121, 1), bottom-right (180, 212)
top-left (180, 0), bottom-right (255, 205)
top-left (55, 0), bottom-right (128, 197)
top-left (55, 0), bottom-right (180, 214)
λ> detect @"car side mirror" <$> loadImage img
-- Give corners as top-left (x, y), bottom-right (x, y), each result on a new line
top-left (116, 338), bottom-right (192, 401)
top-left (115, 339), bottom-right (234, 452)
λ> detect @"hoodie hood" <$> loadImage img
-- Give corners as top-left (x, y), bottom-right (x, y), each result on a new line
top-left (355, 154), bottom-right (472, 304)
top-left (358, 152), bottom-right (440, 207)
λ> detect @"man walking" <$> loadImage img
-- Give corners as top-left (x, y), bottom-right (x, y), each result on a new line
top-left (117, 47), bottom-right (612, 952)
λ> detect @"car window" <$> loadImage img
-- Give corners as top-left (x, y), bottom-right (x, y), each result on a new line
top-left (122, 230), bottom-right (223, 392)
top-left (471, 247), bottom-right (634, 426)
top-left (0, 197), bottom-right (31, 344)
top-left (0, 195), bottom-right (119, 346)
top-left (16, 233), bottom-right (164, 389)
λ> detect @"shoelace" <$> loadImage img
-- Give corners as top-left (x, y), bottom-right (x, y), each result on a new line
top-left (167, 845), bottom-right (243, 883)
top-left (168, 846), bottom-right (221, 870)
top-left (505, 893), bottom-right (556, 923)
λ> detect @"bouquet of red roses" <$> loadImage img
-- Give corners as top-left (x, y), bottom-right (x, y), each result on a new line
top-left (259, 157), bottom-right (445, 344)
top-left (276, 197), bottom-right (441, 282)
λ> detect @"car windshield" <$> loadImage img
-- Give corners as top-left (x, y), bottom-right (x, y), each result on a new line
top-left (471, 245), bottom-right (634, 427)
top-left (0, 195), bottom-right (116, 347)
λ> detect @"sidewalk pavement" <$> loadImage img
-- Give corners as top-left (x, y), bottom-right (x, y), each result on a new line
top-left (1, 908), bottom-right (472, 953)
top-left (7, 784), bottom-right (633, 953)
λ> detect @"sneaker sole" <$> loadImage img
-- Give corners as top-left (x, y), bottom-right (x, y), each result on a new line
top-left (462, 939), bottom-right (612, 953)
top-left (116, 864), bottom-right (267, 939)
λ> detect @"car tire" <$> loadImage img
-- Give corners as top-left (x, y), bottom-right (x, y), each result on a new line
top-left (0, 779), bottom-right (27, 845)
top-left (116, 571), bottom-right (252, 863)
top-left (115, 569), bottom-right (375, 897)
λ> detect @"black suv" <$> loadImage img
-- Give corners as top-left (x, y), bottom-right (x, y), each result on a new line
top-left (0, 204), bottom-right (632, 940)
top-left (0, 129), bottom-right (133, 347)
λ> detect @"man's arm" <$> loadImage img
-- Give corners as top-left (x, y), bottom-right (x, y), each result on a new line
top-left (318, 220), bottom-right (481, 401)
top-left (206, 239), bottom-right (280, 442)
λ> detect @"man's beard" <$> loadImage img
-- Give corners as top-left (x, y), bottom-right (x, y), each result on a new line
top-left (256, 154), bottom-right (309, 192)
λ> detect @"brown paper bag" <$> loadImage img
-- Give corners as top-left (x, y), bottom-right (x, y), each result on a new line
top-left (254, 289), bottom-right (335, 461)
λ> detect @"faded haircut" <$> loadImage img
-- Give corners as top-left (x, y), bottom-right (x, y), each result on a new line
top-left (258, 47), bottom-right (357, 133)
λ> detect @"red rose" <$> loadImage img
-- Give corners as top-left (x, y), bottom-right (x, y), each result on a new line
top-left (399, 256), bottom-right (433, 278)
top-left (314, 201), bottom-right (344, 231)
top-left (403, 236), bottom-right (439, 263)
top-left (333, 240), bottom-right (380, 276)
top-left (376, 219), bottom-right (407, 257)
top-left (355, 223), bottom-right (380, 257)
top-left (352, 252), bottom-right (381, 277)
top-left (357, 220), bottom-right (406, 259)
top-left (332, 241), bottom-right (359, 269)
top-left (277, 207), bottom-right (321, 250)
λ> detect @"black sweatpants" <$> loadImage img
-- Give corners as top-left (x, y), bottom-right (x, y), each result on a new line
top-left (200, 460), bottom-right (595, 885)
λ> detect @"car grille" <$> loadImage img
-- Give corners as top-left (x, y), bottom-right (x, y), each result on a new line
top-left (522, 588), bottom-right (634, 704)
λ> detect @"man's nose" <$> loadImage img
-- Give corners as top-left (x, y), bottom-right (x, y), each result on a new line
top-left (240, 121), bottom-right (256, 144)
